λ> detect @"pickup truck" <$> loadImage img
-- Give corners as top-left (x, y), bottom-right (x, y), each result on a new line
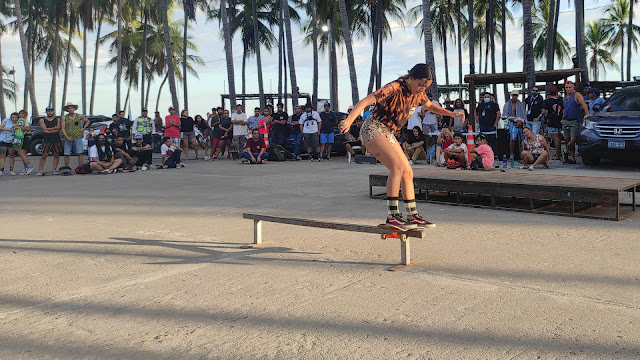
top-left (578, 86), bottom-right (640, 165)
top-left (26, 115), bottom-right (110, 155)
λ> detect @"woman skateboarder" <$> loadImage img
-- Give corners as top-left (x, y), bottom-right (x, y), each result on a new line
top-left (339, 64), bottom-right (464, 230)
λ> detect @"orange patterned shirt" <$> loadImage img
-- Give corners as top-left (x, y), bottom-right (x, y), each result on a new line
top-left (371, 78), bottom-right (428, 131)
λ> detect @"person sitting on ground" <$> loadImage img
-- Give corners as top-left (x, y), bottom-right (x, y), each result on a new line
top-left (131, 134), bottom-right (153, 170)
top-left (443, 132), bottom-right (468, 167)
top-left (520, 126), bottom-right (551, 170)
top-left (242, 129), bottom-right (269, 164)
top-left (345, 116), bottom-right (365, 158)
top-left (112, 135), bottom-right (136, 171)
top-left (89, 133), bottom-right (122, 174)
top-left (434, 127), bottom-right (453, 167)
top-left (402, 126), bottom-right (427, 165)
top-left (161, 137), bottom-right (185, 168)
top-left (469, 133), bottom-right (495, 170)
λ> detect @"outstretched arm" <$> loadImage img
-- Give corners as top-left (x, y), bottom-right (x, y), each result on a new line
top-left (423, 100), bottom-right (464, 122)
top-left (339, 94), bottom-right (376, 133)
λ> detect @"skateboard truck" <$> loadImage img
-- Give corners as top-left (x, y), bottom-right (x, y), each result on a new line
top-left (380, 232), bottom-right (406, 242)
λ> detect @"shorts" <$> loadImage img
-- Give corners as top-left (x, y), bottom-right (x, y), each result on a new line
top-left (561, 119), bottom-right (580, 140)
top-left (532, 154), bottom-right (540, 162)
top-left (471, 154), bottom-right (484, 170)
top-left (320, 132), bottom-right (334, 144)
top-left (170, 137), bottom-right (181, 146)
top-left (200, 128), bottom-right (210, 137)
top-left (360, 116), bottom-right (396, 145)
top-left (548, 127), bottom-right (562, 135)
top-left (182, 131), bottom-right (196, 141)
top-left (64, 138), bottom-right (83, 155)
top-left (529, 120), bottom-right (542, 135)
top-left (303, 133), bottom-right (320, 149)
top-left (509, 123), bottom-right (523, 141)
top-left (422, 123), bottom-right (438, 135)
top-left (43, 142), bottom-right (62, 155)
top-left (0, 142), bottom-right (12, 155)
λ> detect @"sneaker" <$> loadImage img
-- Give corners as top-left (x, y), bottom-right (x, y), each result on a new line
top-left (566, 158), bottom-right (577, 164)
top-left (211, 156), bottom-right (217, 160)
top-left (52, 170), bottom-right (60, 175)
top-left (179, 163), bottom-right (186, 168)
top-left (0, 171), bottom-right (3, 176)
top-left (242, 159), bottom-right (249, 164)
top-left (21, 166), bottom-right (34, 175)
top-left (563, 152), bottom-right (570, 163)
top-left (9, 170), bottom-right (16, 176)
top-left (318, 157), bottom-right (324, 162)
top-left (386, 214), bottom-right (418, 230)
top-left (141, 165), bottom-right (149, 171)
top-left (204, 156), bottom-right (210, 160)
top-left (409, 160), bottom-right (415, 165)
top-left (36, 171), bottom-right (43, 176)
top-left (100, 169), bottom-right (111, 174)
top-left (407, 214), bottom-right (436, 228)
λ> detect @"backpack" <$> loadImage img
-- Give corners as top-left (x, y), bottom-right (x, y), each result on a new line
top-left (75, 163), bottom-right (93, 174)
top-left (267, 144), bottom-right (292, 161)
top-left (446, 158), bottom-right (462, 169)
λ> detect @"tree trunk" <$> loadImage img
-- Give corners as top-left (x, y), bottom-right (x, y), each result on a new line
top-left (278, 3), bottom-right (283, 104)
top-left (282, 0), bottom-right (298, 106)
top-left (311, 0), bottom-right (318, 105)
top-left (90, 16), bottom-right (102, 115)
top-left (627, 0), bottom-right (634, 81)
top-left (142, 10), bottom-right (147, 111)
top-left (116, 0), bottom-right (123, 112)
top-left (478, 37), bottom-right (483, 75)
top-left (375, 0), bottom-right (384, 89)
top-left (545, 0), bottom-right (556, 89)
top-left (183, 3), bottom-right (189, 110)
top-left (123, 82), bottom-right (131, 112)
top-left (220, 0), bottom-right (237, 108)
top-left (24, 3), bottom-right (34, 112)
top-left (457, 0), bottom-right (462, 85)
top-left (443, 33), bottom-right (450, 85)
top-left (468, 0), bottom-right (475, 74)
top-left (145, 76), bottom-right (152, 109)
top-left (0, 34), bottom-right (5, 119)
top-left (155, 73), bottom-right (168, 112)
top-left (242, 43), bottom-right (247, 109)
top-left (252, 0), bottom-right (265, 109)
top-left (338, 0), bottom-right (359, 105)
top-left (368, 0), bottom-right (381, 93)
top-left (523, 0), bottom-right (536, 92)
top-left (423, 0), bottom-right (439, 98)
top-left (489, 2), bottom-right (497, 95)
top-left (49, 11), bottom-right (60, 108)
top-left (61, 12), bottom-right (75, 116)
top-left (620, 41), bottom-right (624, 81)
top-left (575, 0), bottom-right (589, 84)
top-left (82, 25), bottom-right (87, 114)
top-left (331, 30), bottom-right (339, 109)
top-left (162, 0), bottom-right (180, 111)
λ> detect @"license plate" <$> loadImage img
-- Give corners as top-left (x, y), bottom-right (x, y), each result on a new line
top-left (607, 140), bottom-right (625, 149)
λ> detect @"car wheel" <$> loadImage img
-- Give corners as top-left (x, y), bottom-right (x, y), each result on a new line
top-left (30, 139), bottom-right (44, 156)
top-left (581, 152), bottom-right (601, 166)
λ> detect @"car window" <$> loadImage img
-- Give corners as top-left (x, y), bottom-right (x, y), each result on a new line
top-left (604, 88), bottom-right (640, 112)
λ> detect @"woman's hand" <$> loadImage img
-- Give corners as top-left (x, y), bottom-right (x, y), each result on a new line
top-left (338, 120), bottom-right (351, 134)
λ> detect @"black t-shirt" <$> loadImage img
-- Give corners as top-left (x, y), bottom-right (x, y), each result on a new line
top-left (131, 142), bottom-right (150, 152)
top-left (180, 116), bottom-right (195, 132)
top-left (319, 111), bottom-right (338, 134)
top-left (290, 113), bottom-right (302, 134)
top-left (406, 132), bottom-right (426, 149)
top-left (112, 141), bottom-right (131, 155)
top-left (115, 118), bottom-right (132, 138)
top-left (348, 124), bottom-right (361, 139)
top-left (525, 95), bottom-right (545, 121)
top-left (476, 102), bottom-right (500, 128)
top-left (543, 98), bottom-right (564, 128)
top-left (272, 111), bottom-right (289, 134)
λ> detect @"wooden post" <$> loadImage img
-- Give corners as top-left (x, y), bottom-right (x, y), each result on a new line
top-left (400, 236), bottom-right (409, 265)
top-left (468, 78), bottom-right (476, 129)
top-left (254, 219), bottom-right (262, 245)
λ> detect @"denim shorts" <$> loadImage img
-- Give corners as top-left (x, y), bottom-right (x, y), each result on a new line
top-left (320, 132), bottom-right (334, 144)
top-left (548, 127), bottom-right (562, 135)
top-left (509, 123), bottom-right (523, 141)
top-left (64, 138), bottom-right (83, 155)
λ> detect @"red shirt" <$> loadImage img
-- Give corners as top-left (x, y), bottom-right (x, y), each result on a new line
top-left (442, 138), bottom-right (453, 149)
top-left (164, 115), bottom-right (181, 138)
top-left (245, 137), bottom-right (266, 153)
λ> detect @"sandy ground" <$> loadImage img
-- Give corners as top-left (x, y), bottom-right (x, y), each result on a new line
top-left (1, 155), bottom-right (639, 359)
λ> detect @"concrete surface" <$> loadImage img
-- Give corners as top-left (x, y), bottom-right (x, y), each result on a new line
top-left (1, 155), bottom-right (639, 359)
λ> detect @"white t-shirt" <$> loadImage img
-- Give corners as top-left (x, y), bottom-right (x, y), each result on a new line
top-left (423, 101), bottom-right (440, 125)
top-left (231, 112), bottom-right (248, 136)
top-left (161, 143), bottom-right (177, 156)
top-left (89, 145), bottom-right (108, 160)
top-left (446, 142), bottom-right (468, 157)
top-left (407, 106), bottom-right (423, 131)
top-left (300, 111), bottom-right (322, 134)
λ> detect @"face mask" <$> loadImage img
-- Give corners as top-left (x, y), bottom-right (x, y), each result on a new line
top-left (484, 98), bottom-right (490, 103)
top-left (96, 139), bottom-right (105, 145)
top-left (532, 91), bottom-right (538, 97)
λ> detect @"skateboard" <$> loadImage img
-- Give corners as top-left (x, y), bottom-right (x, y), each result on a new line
top-left (354, 155), bottom-right (377, 164)
top-left (377, 224), bottom-right (418, 241)
top-left (59, 166), bottom-right (73, 176)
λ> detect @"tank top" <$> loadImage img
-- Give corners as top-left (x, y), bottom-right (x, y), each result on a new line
top-left (64, 114), bottom-right (84, 140)
top-left (563, 94), bottom-right (582, 120)
top-left (43, 117), bottom-right (60, 143)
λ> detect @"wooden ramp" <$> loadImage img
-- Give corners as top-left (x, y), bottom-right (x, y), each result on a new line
top-left (369, 170), bottom-right (639, 221)
top-left (243, 213), bottom-right (427, 271)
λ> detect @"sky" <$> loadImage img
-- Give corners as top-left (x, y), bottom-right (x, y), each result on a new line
top-left (2, 0), bottom-right (638, 118)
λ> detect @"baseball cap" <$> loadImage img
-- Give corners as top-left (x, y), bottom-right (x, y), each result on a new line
top-left (45, 106), bottom-right (54, 111)
top-left (347, 105), bottom-right (354, 111)
top-left (591, 88), bottom-right (600, 97)
top-left (168, 106), bottom-right (175, 111)
top-left (142, 108), bottom-right (148, 112)
top-left (134, 134), bottom-right (143, 140)
top-left (324, 102), bottom-right (330, 107)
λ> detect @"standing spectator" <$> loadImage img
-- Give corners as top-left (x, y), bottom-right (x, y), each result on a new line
top-left (520, 126), bottom-right (551, 170)
top-left (541, 85), bottom-right (564, 160)
top-left (402, 126), bottom-right (427, 165)
top-left (475, 92), bottom-right (501, 151)
top-left (587, 88), bottom-right (605, 115)
top-left (115, 110), bottom-right (132, 140)
top-left (89, 133), bottom-right (122, 174)
top-left (257, 106), bottom-right (272, 147)
top-left (345, 116), bottom-right (365, 158)
top-left (154, 111), bottom-right (164, 134)
top-left (421, 93), bottom-right (439, 136)
top-left (217, 109), bottom-right (233, 159)
top-left (319, 102), bottom-right (338, 160)
top-left (164, 107), bottom-right (181, 146)
top-left (231, 104), bottom-right (249, 159)
top-left (525, 86), bottom-right (545, 135)
top-left (502, 90), bottom-right (527, 159)
top-left (161, 137), bottom-right (185, 168)
top-left (290, 105), bottom-right (303, 160)
top-left (108, 114), bottom-right (118, 135)
top-left (11, 110), bottom-right (34, 175)
top-left (242, 129), bottom-right (269, 164)
top-left (132, 108), bottom-right (156, 144)
top-left (562, 81), bottom-right (589, 164)
top-left (247, 107), bottom-right (263, 131)
top-left (0, 112), bottom-right (18, 176)
top-left (469, 133), bottom-right (495, 170)
top-left (37, 106), bottom-right (62, 175)
top-left (300, 103), bottom-right (322, 161)
top-left (61, 102), bottom-right (90, 169)
top-left (441, 98), bottom-right (454, 128)
top-left (407, 106), bottom-right (424, 134)
top-left (208, 109), bottom-right (221, 159)
top-left (363, 105), bottom-right (373, 120)
top-left (195, 114), bottom-right (210, 159)
top-left (180, 109), bottom-right (199, 160)
top-left (131, 134), bottom-right (153, 170)
top-left (271, 102), bottom-right (288, 146)
top-left (112, 135), bottom-right (135, 171)
top-left (451, 99), bottom-right (469, 131)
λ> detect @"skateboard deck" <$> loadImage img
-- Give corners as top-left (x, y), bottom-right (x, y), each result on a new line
top-left (59, 167), bottom-right (73, 176)
top-left (355, 155), bottom-right (377, 164)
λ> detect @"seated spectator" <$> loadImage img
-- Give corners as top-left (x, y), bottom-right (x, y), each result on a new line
top-left (89, 134), bottom-right (122, 174)
top-left (161, 137), bottom-right (185, 168)
top-left (131, 134), bottom-right (153, 170)
top-left (469, 133), bottom-right (495, 170)
top-left (112, 135), bottom-right (135, 171)
top-left (435, 127), bottom-right (453, 167)
top-left (345, 116), bottom-right (365, 158)
top-left (86, 127), bottom-right (96, 149)
top-left (444, 132), bottom-right (468, 167)
top-left (402, 126), bottom-right (427, 165)
top-left (242, 129), bottom-right (268, 164)
top-left (520, 126), bottom-right (551, 170)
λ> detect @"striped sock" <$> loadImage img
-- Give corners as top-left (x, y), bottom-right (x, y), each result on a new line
top-left (387, 197), bottom-right (400, 216)
top-left (404, 199), bottom-right (418, 216)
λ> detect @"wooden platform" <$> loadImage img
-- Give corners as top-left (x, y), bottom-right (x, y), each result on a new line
top-left (369, 170), bottom-right (639, 221)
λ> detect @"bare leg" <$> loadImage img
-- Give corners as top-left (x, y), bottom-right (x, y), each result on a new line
top-left (17, 150), bottom-right (30, 168)
top-left (327, 144), bottom-right (332, 159)
top-left (39, 153), bottom-right (49, 171)
top-left (77, 154), bottom-right (84, 166)
top-left (64, 155), bottom-right (70, 167)
top-left (509, 140), bottom-right (515, 157)
top-left (552, 134), bottom-right (561, 159)
top-left (52, 154), bottom-right (60, 170)
top-left (365, 137), bottom-right (414, 200)
top-left (320, 143), bottom-right (325, 158)
top-left (532, 150), bottom-right (548, 167)
top-left (566, 138), bottom-right (576, 158)
top-left (191, 138), bottom-right (199, 158)
top-left (521, 151), bottom-right (533, 166)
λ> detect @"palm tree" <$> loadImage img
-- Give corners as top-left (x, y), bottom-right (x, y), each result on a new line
top-left (60, 9), bottom-right (77, 115)
top-left (14, 0), bottom-right (38, 116)
top-left (182, 0), bottom-right (197, 110)
top-left (456, 0), bottom-right (464, 85)
top-left (603, 0), bottom-right (640, 81)
top-left (523, 0), bottom-right (535, 91)
top-left (422, 0), bottom-right (438, 98)
top-left (366, 0), bottom-right (406, 92)
top-left (0, 18), bottom-right (6, 119)
top-left (219, 0), bottom-right (237, 108)
top-left (311, 0), bottom-right (318, 105)
top-left (116, 0), bottom-right (124, 111)
top-left (529, 0), bottom-right (570, 66)
top-left (282, 0), bottom-right (298, 106)
top-left (468, 0), bottom-right (474, 74)
top-left (2, 66), bottom-right (18, 115)
top-left (252, 0), bottom-right (266, 109)
top-left (575, 0), bottom-right (589, 83)
top-left (91, 2), bottom-right (114, 114)
top-left (162, 0), bottom-right (180, 111)
top-left (545, 0), bottom-right (556, 73)
top-left (585, 20), bottom-right (618, 81)
top-left (626, 0), bottom-right (637, 80)
top-left (339, 0), bottom-right (359, 105)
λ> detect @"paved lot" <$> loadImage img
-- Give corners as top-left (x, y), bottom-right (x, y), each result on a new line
top-left (1, 156), bottom-right (639, 359)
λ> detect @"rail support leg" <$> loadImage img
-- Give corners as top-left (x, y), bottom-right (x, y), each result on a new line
top-left (254, 220), bottom-right (262, 245)
top-left (388, 235), bottom-right (423, 272)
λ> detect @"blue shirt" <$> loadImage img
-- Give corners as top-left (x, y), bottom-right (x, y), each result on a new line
top-left (247, 114), bottom-right (264, 131)
top-left (0, 118), bottom-right (15, 143)
top-left (563, 94), bottom-right (583, 120)
top-left (589, 97), bottom-right (605, 115)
